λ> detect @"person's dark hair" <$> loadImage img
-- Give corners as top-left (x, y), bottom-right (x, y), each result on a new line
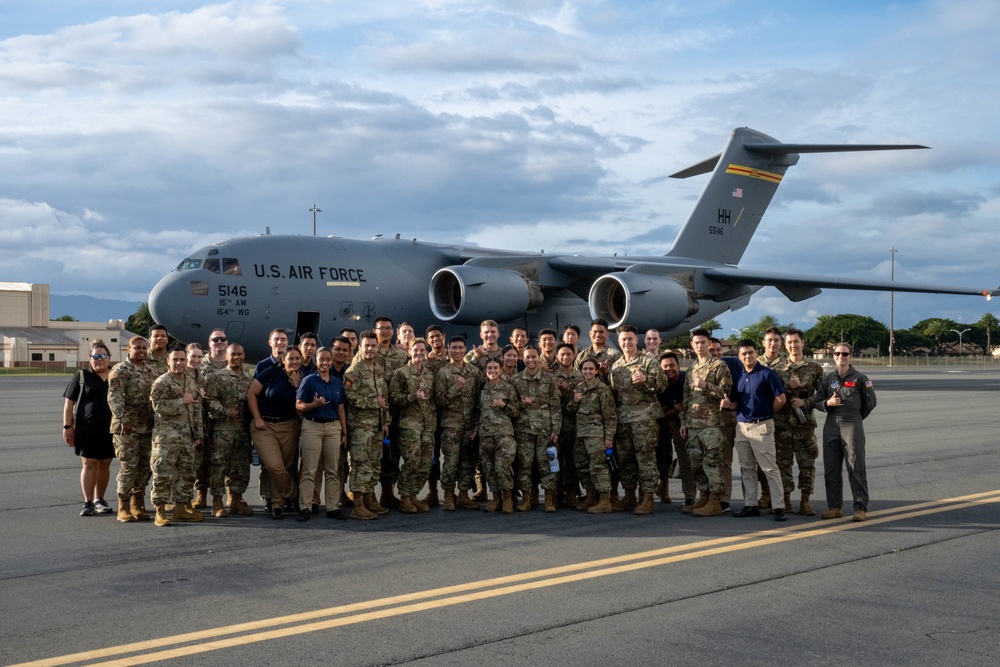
top-left (580, 357), bottom-right (600, 371)
top-left (556, 343), bottom-right (576, 355)
top-left (764, 326), bottom-right (783, 337)
top-left (690, 327), bottom-right (710, 339)
top-left (447, 336), bottom-right (466, 346)
top-left (785, 327), bottom-right (804, 339)
top-left (590, 318), bottom-right (609, 329)
top-left (618, 324), bottom-right (637, 335)
top-left (425, 324), bottom-right (444, 336)
top-left (359, 329), bottom-right (377, 342)
top-left (148, 324), bottom-right (167, 335)
top-left (538, 328), bottom-right (557, 339)
top-left (737, 338), bottom-right (758, 351)
top-left (562, 324), bottom-right (581, 336)
top-left (659, 351), bottom-right (678, 363)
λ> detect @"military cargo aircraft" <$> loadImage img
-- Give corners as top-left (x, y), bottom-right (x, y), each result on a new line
top-left (149, 127), bottom-right (997, 361)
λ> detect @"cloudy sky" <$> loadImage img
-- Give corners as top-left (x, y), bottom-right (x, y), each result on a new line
top-left (1, 0), bottom-right (998, 331)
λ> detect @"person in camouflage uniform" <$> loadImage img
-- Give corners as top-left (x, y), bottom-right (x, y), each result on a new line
top-left (568, 357), bottom-right (618, 513)
top-left (343, 330), bottom-right (390, 520)
top-left (537, 328), bottom-right (559, 372)
top-left (421, 324), bottom-right (448, 508)
top-left (435, 337), bottom-right (482, 511)
top-left (147, 324), bottom-right (170, 376)
top-left (775, 328), bottom-right (824, 515)
top-left (609, 325), bottom-right (668, 515)
top-left (201, 343), bottom-right (255, 517)
top-left (574, 318), bottom-right (621, 381)
top-left (149, 348), bottom-right (205, 526)
top-left (553, 343), bottom-right (583, 506)
top-left (373, 316), bottom-right (409, 510)
top-left (477, 358), bottom-right (519, 514)
top-left (510, 346), bottom-right (562, 512)
top-left (464, 320), bottom-right (504, 501)
top-left (107, 336), bottom-right (157, 522)
top-left (681, 328), bottom-right (733, 517)
top-left (389, 338), bottom-right (438, 514)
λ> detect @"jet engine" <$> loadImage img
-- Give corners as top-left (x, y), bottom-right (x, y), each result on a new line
top-left (588, 272), bottom-right (699, 331)
top-left (429, 265), bottom-right (543, 324)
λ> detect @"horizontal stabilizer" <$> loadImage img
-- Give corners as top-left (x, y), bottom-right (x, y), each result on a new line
top-left (743, 142), bottom-right (929, 154)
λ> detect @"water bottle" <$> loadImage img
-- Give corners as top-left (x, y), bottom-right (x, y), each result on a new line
top-left (794, 407), bottom-right (807, 424)
top-left (604, 447), bottom-right (619, 472)
top-left (546, 445), bottom-right (559, 473)
top-left (383, 437), bottom-right (391, 449)
top-left (251, 445), bottom-right (260, 467)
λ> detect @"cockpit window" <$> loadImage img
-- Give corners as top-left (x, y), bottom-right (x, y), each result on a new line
top-left (177, 258), bottom-right (202, 271)
top-left (222, 258), bottom-right (242, 275)
top-left (204, 258), bottom-right (221, 274)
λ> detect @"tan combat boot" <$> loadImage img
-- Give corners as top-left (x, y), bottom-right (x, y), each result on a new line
top-left (821, 507), bottom-right (843, 520)
top-left (398, 495), bottom-right (418, 514)
top-left (172, 501), bottom-right (204, 523)
top-left (544, 491), bottom-right (557, 513)
top-left (692, 493), bottom-right (723, 517)
top-left (366, 492), bottom-right (389, 515)
top-left (442, 489), bottom-right (456, 511)
top-left (117, 495), bottom-right (136, 523)
top-left (501, 490), bottom-right (514, 514)
top-left (131, 493), bottom-right (150, 521)
top-left (758, 486), bottom-right (771, 509)
top-left (684, 489), bottom-right (709, 514)
top-left (799, 493), bottom-right (815, 516)
top-left (456, 489), bottom-right (480, 510)
top-left (633, 492), bottom-right (655, 515)
top-left (350, 498), bottom-right (377, 520)
top-left (228, 492), bottom-right (254, 516)
top-left (212, 495), bottom-right (228, 518)
top-left (612, 488), bottom-right (637, 511)
top-left (515, 491), bottom-right (532, 512)
top-left (587, 492), bottom-right (612, 514)
top-left (485, 493), bottom-right (501, 513)
top-left (576, 489), bottom-right (597, 511)
top-left (412, 494), bottom-right (430, 512)
top-left (153, 502), bottom-right (172, 527)
top-left (192, 487), bottom-right (208, 509)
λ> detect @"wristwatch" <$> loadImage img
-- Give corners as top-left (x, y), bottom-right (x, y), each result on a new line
top-left (63, 425), bottom-right (74, 429)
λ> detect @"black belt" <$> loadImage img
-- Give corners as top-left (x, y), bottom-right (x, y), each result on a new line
top-left (261, 416), bottom-right (293, 423)
top-left (304, 417), bottom-right (339, 424)
top-left (742, 418), bottom-right (773, 424)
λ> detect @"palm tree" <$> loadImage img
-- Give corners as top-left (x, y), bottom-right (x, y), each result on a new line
top-left (978, 313), bottom-right (1000, 355)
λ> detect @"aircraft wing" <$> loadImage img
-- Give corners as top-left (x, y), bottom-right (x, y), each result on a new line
top-left (703, 267), bottom-right (998, 299)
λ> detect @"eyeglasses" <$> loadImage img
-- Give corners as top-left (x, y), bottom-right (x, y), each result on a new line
top-left (91, 353), bottom-right (109, 360)
top-left (833, 352), bottom-right (851, 357)
top-left (210, 337), bottom-right (228, 343)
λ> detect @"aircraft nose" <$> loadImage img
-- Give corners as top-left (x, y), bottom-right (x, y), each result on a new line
top-left (148, 273), bottom-right (187, 334)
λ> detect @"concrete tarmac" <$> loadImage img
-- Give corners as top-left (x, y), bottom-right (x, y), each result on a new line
top-left (1, 369), bottom-right (998, 666)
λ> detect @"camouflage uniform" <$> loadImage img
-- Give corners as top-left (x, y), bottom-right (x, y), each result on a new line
top-left (464, 347), bottom-right (503, 373)
top-left (343, 359), bottom-right (389, 495)
top-left (148, 351), bottom-right (169, 377)
top-left (552, 366), bottom-right (583, 497)
top-left (510, 368), bottom-right (563, 494)
top-left (567, 380), bottom-right (617, 492)
top-left (202, 365), bottom-right (254, 496)
top-left (774, 357), bottom-right (824, 494)
top-left (610, 355), bottom-right (668, 494)
top-left (196, 357), bottom-right (230, 492)
top-left (375, 345), bottom-right (409, 490)
top-left (435, 361), bottom-right (482, 492)
top-left (150, 372), bottom-right (204, 505)
top-left (478, 380), bottom-right (519, 492)
top-left (682, 357), bottom-right (732, 495)
top-left (574, 345), bottom-right (622, 381)
top-left (389, 363), bottom-right (437, 498)
top-left (107, 358), bottom-right (157, 498)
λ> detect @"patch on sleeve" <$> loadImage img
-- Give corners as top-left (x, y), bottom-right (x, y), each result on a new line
top-left (343, 380), bottom-right (353, 390)
top-left (865, 380), bottom-right (873, 388)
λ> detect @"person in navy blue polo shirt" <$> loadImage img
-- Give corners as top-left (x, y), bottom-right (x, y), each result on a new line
top-left (721, 339), bottom-right (788, 522)
top-left (296, 348), bottom-right (348, 521)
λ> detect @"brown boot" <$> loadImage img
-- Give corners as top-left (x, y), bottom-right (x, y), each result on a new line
top-left (515, 491), bottom-right (531, 512)
top-left (611, 488), bottom-right (637, 511)
top-left (192, 487), bottom-right (208, 509)
top-left (340, 488), bottom-right (354, 507)
top-left (130, 493), bottom-right (150, 521)
top-left (657, 479), bottom-right (671, 503)
top-left (351, 498), bottom-right (377, 520)
top-left (501, 490), bottom-right (514, 514)
top-left (212, 495), bottom-right (228, 518)
top-left (576, 489), bottom-right (597, 511)
top-left (587, 492), bottom-right (612, 514)
top-left (153, 502), bottom-right (171, 527)
top-left (413, 494), bottom-right (430, 512)
top-left (608, 487), bottom-right (621, 507)
top-left (117, 495), bottom-right (136, 522)
top-left (485, 493), bottom-right (501, 513)
top-left (399, 495), bottom-right (419, 514)
top-left (456, 489), bottom-right (480, 510)
top-left (799, 493), bottom-right (815, 516)
top-left (442, 490), bottom-right (456, 511)
top-left (784, 491), bottom-right (792, 513)
top-left (633, 492), bottom-right (655, 515)
top-left (684, 489), bottom-right (709, 514)
top-left (692, 493), bottom-right (723, 517)
top-left (228, 492), bottom-right (254, 516)
top-left (759, 487), bottom-right (771, 509)
top-left (821, 507), bottom-right (843, 520)
top-left (380, 485), bottom-right (400, 510)
top-left (529, 488), bottom-right (539, 508)
top-left (422, 485), bottom-right (440, 508)
top-left (172, 501), bottom-right (204, 523)
top-left (366, 492), bottom-right (389, 515)
top-left (544, 491), bottom-right (557, 513)
top-left (473, 473), bottom-right (488, 502)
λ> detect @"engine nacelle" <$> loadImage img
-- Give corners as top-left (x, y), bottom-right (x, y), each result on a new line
top-left (429, 265), bottom-right (543, 324)
top-left (588, 272), bottom-right (699, 331)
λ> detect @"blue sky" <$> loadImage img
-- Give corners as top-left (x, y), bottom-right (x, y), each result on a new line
top-left (1, 0), bottom-right (998, 331)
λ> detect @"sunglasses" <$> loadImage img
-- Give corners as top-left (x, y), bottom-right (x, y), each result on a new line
top-left (91, 353), bottom-right (109, 360)
top-left (833, 352), bottom-right (851, 357)
top-left (210, 337), bottom-right (228, 343)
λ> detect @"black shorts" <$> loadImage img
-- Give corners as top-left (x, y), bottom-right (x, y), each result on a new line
top-left (75, 432), bottom-right (116, 460)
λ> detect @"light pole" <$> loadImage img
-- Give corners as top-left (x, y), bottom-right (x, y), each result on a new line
top-left (889, 247), bottom-right (895, 368)
top-left (309, 203), bottom-right (322, 236)
top-left (950, 327), bottom-right (970, 362)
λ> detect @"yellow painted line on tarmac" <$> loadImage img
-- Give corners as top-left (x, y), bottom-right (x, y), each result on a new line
top-left (11, 490), bottom-right (1000, 667)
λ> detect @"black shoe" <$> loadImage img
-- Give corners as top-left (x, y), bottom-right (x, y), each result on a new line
top-left (720, 501), bottom-right (730, 513)
top-left (311, 503), bottom-right (320, 514)
top-left (80, 501), bottom-right (95, 517)
top-left (326, 509), bottom-right (347, 520)
top-left (733, 505), bottom-right (760, 518)
top-left (93, 498), bottom-right (113, 514)
top-left (684, 498), bottom-right (695, 506)
top-left (296, 508), bottom-right (310, 522)
top-left (774, 508), bottom-right (787, 522)
top-left (264, 499), bottom-right (272, 512)
top-left (272, 505), bottom-right (284, 520)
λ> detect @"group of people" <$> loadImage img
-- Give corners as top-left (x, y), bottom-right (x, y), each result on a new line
top-left (62, 317), bottom-right (876, 525)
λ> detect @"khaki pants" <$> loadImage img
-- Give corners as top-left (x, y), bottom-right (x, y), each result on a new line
top-left (735, 420), bottom-right (784, 509)
top-left (253, 419), bottom-right (300, 504)
top-left (299, 418), bottom-right (342, 510)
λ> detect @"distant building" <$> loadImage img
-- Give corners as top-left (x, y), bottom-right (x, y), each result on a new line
top-left (0, 282), bottom-right (136, 369)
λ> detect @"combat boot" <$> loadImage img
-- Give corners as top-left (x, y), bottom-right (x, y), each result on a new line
top-left (456, 489), bottom-right (480, 510)
top-left (350, 500), bottom-right (376, 520)
top-left (758, 486), bottom-right (771, 509)
top-left (501, 490), bottom-right (514, 514)
top-left (515, 492), bottom-right (532, 512)
top-left (529, 488), bottom-right (539, 508)
top-left (821, 507), bottom-right (843, 520)
top-left (153, 502), bottom-right (172, 527)
top-left (608, 487), bottom-right (621, 507)
top-left (130, 493), bottom-right (150, 521)
top-left (544, 491), bottom-right (557, 513)
top-left (692, 493), bottom-right (723, 517)
top-left (365, 492), bottom-right (389, 515)
top-left (422, 485), bottom-right (439, 508)
top-left (612, 488), bottom-right (637, 511)
top-left (117, 495), bottom-right (136, 523)
top-left (413, 494), bottom-right (430, 512)
top-left (576, 489), bottom-right (597, 511)
top-left (442, 489), bottom-right (456, 511)
top-left (784, 492), bottom-right (792, 514)
top-left (485, 493), bottom-right (501, 513)
top-left (192, 487), bottom-right (208, 509)
top-left (587, 492), bottom-right (612, 514)
top-left (212, 495), bottom-right (228, 518)
top-left (380, 484), bottom-right (400, 510)
top-left (633, 492), bottom-right (655, 515)
top-left (799, 493), bottom-right (815, 516)
top-left (398, 495), bottom-right (418, 514)
top-left (172, 502), bottom-right (204, 523)
top-left (684, 489), bottom-right (709, 514)
top-left (657, 479), bottom-right (671, 504)
top-left (228, 492), bottom-right (254, 516)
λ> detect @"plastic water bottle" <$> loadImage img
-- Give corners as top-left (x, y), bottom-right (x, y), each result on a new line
top-left (604, 447), bottom-right (619, 472)
top-left (251, 446), bottom-right (260, 467)
top-left (546, 445), bottom-right (559, 473)
top-left (383, 437), bottom-right (391, 448)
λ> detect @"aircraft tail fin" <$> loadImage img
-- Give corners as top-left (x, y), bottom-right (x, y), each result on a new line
top-left (665, 128), bottom-right (927, 265)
